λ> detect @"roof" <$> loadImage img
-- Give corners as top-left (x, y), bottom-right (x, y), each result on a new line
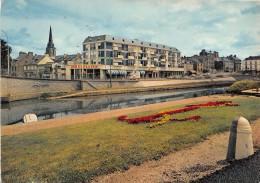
top-left (245, 56), bottom-right (260, 60)
top-left (83, 35), bottom-right (180, 52)
top-left (218, 57), bottom-right (232, 62)
top-left (54, 54), bottom-right (81, 62)
top-left (186, 57), bottom-right (202, 63)
top-left (189, 70), bottom-right (197, 73)
top-left (25, 55), bottom-right (45, 65)
top-left (14, 53), bottom-right (28, 62)
top-left (228, 56), bottom-right (241, 61)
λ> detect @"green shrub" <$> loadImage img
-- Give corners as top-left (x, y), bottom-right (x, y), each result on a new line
top-left (227, 80), bottom-right (259, 94)
top-left (40, 92), bottom-right (67, 98)
top-left (40, 93), bottom-right (52, 98)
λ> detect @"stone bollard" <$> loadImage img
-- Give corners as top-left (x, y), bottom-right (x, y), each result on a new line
top-left (226, 117), bottom-right (254, 161)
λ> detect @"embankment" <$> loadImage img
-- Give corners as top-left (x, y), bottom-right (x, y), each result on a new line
top-left (0, 76), bottom-right (236, 102)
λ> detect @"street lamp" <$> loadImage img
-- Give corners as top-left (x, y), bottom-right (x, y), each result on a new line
top-left (1, 30), bottom-right (9, 75)
top-left (109, 56), bottom-right (112, 88)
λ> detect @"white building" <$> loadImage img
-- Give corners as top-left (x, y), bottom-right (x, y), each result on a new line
top-left (67, 35), bottom-right (184, 80)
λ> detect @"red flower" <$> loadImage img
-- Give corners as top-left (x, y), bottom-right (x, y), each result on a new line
top-left (116, 101), bottom-right (239, 125)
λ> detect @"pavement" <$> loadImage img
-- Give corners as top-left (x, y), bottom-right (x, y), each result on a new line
top-left (193, 149), bottom-right (260, 183)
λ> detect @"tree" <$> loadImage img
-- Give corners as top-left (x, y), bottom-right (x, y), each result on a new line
top-left (1, 39), bottom-right (12, 73)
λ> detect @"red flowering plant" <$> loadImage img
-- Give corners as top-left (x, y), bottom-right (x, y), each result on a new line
top-left (117, 101), bottom-right (239, 128)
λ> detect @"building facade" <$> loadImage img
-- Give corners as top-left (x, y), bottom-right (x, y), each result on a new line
top-left (11, 52), bottom-right (34, 77)
top-left (199, 49), bottom-right (219, 73)
top-left (67, 35), bottom-right (183, 80)
top-left (181, 56), bottom-right (204, 75)
top-left (227, 55), bottom-right (242, 72)
top-left (241, 56), bottom-right (260, 75)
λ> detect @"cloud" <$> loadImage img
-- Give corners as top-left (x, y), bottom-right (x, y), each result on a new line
top-left (16, 0), bottom-right (27, 9)
top-left (1, 0), bottom-right (260, 60)
top-left (233, 31), bottom-right (260, 47)
top-left (241, 5), bottom-right (260, 14)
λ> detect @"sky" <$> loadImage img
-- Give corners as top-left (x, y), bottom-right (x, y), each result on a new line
top-left (1, 0), bottom-right (260, 60)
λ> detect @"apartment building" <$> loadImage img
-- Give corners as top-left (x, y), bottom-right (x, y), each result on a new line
top-left (67, 35), bottom-right (183, 80)
top-left (242, 56), bottom-right (260, 75)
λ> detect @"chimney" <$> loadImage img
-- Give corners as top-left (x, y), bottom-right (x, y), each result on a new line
top-left (28, 52), bottom-right (33, 57)
top-left (19, 52), bottom-right (26, 56)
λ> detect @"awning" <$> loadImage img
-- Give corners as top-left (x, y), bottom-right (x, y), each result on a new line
top-left (106, 70), bottom-right (127, 75)
top-left (189, 70), bottom-right (197, 73)
top-left (135, 71), bottom-right (145, 75)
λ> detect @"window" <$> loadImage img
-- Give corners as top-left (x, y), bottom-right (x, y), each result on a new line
top-left (141, 60), bottom-right (147, 66)
top-left (106, 51), bottom-right (113, 57)
top-left (132, 41), bottom-right (134, 43)
top-left (83, 45), bottom-right (88, 51)
top-left (101, 59), bottom-right (105, 64)
top-left (90, 52), bottom-right (96, 58)
top-left (106, 58), bottom-right (113, 65)
top-left (123, 39), bottom-right (125, 42)
top-left (98, 51), bottom-right (105, 57)
top-left (98, 42), bottom-right (105, 49)
top-left (106, 42), bottom-right (113, 49)
top-left (122, 44), bottom-right (128, 51)
top-left (90, 43), bottom-right (96, 50)
top-left (112, 37), bottom-right (115, 40)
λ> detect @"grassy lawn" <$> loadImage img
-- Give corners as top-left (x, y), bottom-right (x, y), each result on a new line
top-left (2, 97), bottom-right (260, 183)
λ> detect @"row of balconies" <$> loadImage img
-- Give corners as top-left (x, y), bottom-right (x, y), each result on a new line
top-left (112, 45), bottom-right (176, 55)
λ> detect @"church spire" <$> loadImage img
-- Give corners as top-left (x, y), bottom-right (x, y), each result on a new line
top-left (48, 26), bottom-right (54, 47)
top-left (46, 26), bottom-right (56, 57)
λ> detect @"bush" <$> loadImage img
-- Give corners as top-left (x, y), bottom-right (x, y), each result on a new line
top-left (40, 92), bottom-right (67, 98)
top-left (227, 80), bottom-right (259, 94)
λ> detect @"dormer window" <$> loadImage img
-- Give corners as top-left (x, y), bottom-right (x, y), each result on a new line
top-left (112, 37), bottom-right (115, 40)
top-left (123, 39), bottom-right (125, 42)
top-left (132, 41), bottom-right (134, 43)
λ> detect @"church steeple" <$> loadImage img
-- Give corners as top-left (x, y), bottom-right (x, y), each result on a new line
top-left (46, 26), bottom-right (56, 57)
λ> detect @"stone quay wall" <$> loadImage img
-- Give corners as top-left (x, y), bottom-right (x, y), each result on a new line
top-left (0, 76), bottom-right (138, 102)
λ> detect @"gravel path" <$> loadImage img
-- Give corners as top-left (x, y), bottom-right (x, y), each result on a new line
top-left (192, 149), bottom-right (260, 183)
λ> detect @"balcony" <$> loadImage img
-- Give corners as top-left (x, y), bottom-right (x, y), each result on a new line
top-left (43, 70), bottom-right (51, 74)
top-left (160, 59), bottom-right (166, 62)
top-left (154, 58), bottom-right (159, 61)
top-left (128, 56), bottom-right (135, 59)
top-left (117, 55), bottom-right (123, 59)
top-left (113, 46), bottom-right (118, 50)
top-left (142, 57), bottom-right (147, 60)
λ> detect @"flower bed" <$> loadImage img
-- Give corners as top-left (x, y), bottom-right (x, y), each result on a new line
top-left (117, 101), bottom-right (239, 128)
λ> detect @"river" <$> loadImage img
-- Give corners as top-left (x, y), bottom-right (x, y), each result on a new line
top-left (1, 87), bottom-right (226, 125)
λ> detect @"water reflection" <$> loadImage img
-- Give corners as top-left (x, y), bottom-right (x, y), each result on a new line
top-left (1, 87), bottom-right (226, 125)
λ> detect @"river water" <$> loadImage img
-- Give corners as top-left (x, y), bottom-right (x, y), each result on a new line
top-left (1, 87), bottom-right (226, 125)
